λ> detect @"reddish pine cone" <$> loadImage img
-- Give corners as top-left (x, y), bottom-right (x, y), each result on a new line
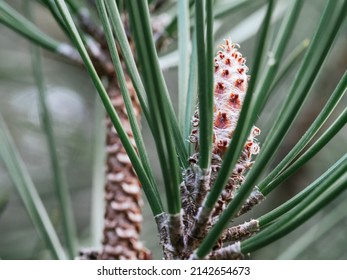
top-left (181, 39), bottom-right (262, 252)
top-left (190, 38), bottom-right (260, 158)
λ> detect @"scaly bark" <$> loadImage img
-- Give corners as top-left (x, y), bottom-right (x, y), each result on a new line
top-left (100, 77), bottom-right (151, 260)
top-left (73, 11), bottom-right (151, 260)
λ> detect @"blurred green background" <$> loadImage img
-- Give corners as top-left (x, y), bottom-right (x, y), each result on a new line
top-left (0, 0), bottom-right (346, 259)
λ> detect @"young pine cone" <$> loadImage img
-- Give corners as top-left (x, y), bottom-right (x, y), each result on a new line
top-left (184, 38), bottom-right (261, 222)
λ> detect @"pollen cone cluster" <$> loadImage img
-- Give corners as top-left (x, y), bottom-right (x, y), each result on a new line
top-left (181, 39), bottom-right (261, 253)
